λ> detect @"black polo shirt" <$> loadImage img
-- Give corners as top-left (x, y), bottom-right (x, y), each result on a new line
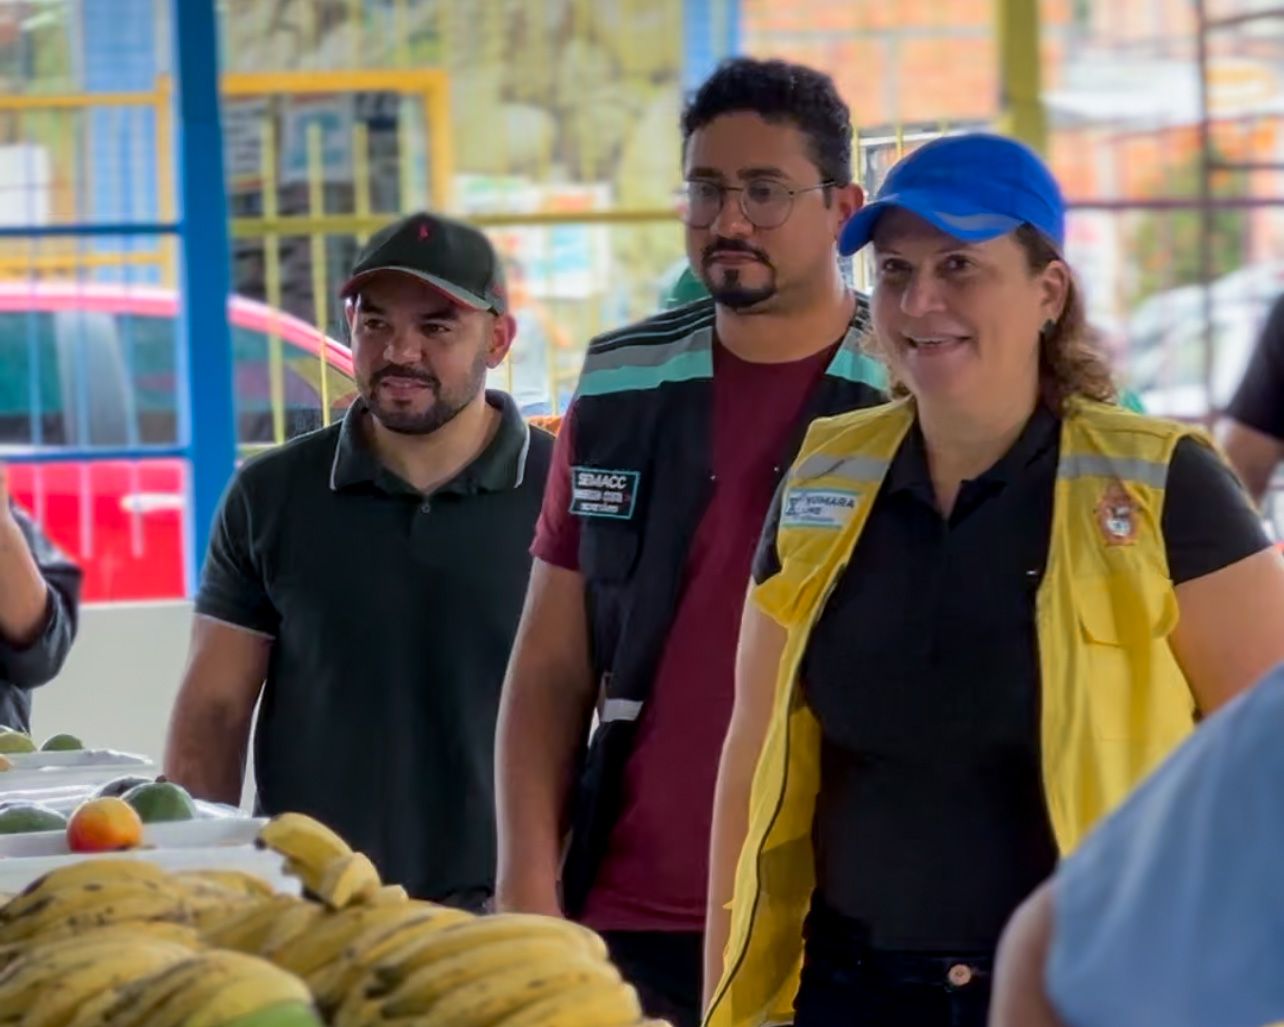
top-left (196, 391), bottom-right (553, 908)
top-left (755, 404), bottom-right (1268, 953)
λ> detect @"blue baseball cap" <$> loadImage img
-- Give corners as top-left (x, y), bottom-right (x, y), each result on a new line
top-left (838, 132), bottom-right (1066, 256)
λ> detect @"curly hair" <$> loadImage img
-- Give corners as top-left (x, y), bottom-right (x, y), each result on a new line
top-left (681, 57), bottom-right (853, 186)
top-left (867, 224), bottom-right (1118, 412)
top-left (1016, 225), bottom-right (1118, 411)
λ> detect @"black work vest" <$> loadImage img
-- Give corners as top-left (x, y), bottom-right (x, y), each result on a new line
top-left (561, 297), bottom-right (887, 916)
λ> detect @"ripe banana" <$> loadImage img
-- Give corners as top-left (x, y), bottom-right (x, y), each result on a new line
top-left (0, 919), bottom-right (197, 972)
top-left (264, 901), bottom-right (429, 978)
top-left (0, 883), bottom-right (190, 945)
top-left (255, 900), bottom-right (326, 960)
top-left (364, 912), bottom-right (606, 988)
top-left (84, 950), bottom-right (303, 1027)
top-left (200, 895), bottom-right (308, 953)
top-left (373, 935), bottom-right (576, 1015)
top-left (301, 908), bottom-right (460, 1010)
top-left (173, 869), bottom-right (276, 900)
top-left (490, 978), bottom-right (643, 1027)
top-left (411, 954), bottom-right (623, 1027)
top-left (147, 953), bottom-right (314, 1027)
top-left (255, 813), bottom-right (351, 897)
top-left (0, 859), bottom-right (169, 924)
top-left (366, 884), bottom-right (409, 906)
top-left (313, 850), bottom-right (381, 911)
top-left (20, 936), bottom-right (197, 1027)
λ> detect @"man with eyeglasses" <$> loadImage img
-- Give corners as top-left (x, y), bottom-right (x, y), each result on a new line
top-left (495, 57), bottom-right (886, 1027)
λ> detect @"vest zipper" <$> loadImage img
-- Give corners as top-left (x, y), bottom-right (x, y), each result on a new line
top-left (708, 561), bottom-right (848, 1023)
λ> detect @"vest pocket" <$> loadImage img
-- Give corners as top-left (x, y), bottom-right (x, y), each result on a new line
top-left (1072, 571), bottom-right (1179, 739)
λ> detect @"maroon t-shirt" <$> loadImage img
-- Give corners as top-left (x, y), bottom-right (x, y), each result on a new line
top-left (532, 340), bottom-right (838, 932)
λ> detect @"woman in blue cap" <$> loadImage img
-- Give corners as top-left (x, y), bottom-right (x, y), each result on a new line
top-left (702, 133), bottom-right (1284, 1027)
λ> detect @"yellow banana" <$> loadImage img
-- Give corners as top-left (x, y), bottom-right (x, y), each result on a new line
top-left (200, 895), bottom-right (306, 952)
top-left (490, 978), bottom-right (642, 1027)
top-left (20, 937), bottom-right (196, 1027)
top-left (373, 935), bottom-right (576, 1016)
top-left (0, 884), bottom-right (190, 945)
top-left (0, 924), bottom-right (187, 1021)
top-left (144, 953), bottom-right (313, 1027)
top-left (172, 869), bottom-right (275, 900)
top-left (415, 954), bottom-right (623, 1027)
top-left (363, 912), bottom-right (603, 987)
top-left (313, 850), bottom-right (381, 911)
top-left (302, 908), bottom-right (458, 1010)
top-left (0, 861), bottom-right (169, 925)
top-left (0, 920), bottom-right (197, 972)
top-left (254, 900), bottom-right (325, 960)
top-left (264, 901), bottom-right (426, 978)
top-left (89, 951), bottom-right (272, 1027)
top-left (4, 858), bottom-right (168, 903)
top-left (365, 883), bottom-right (409, 906)
top-left (255, 813), bottom-right (351, 896)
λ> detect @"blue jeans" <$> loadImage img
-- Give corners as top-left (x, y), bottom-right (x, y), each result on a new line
top-left (794, 898), bottom-right (993, 1027)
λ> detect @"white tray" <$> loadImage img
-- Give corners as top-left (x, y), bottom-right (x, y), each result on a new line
top-left (0, 816), bottom-right (268, 858)
top-left (0, 844), bottom-right (300, 898)
top-left (0, 761), bottom-right (158, 795)
top-left (3, 749), bottom-right (150, 770)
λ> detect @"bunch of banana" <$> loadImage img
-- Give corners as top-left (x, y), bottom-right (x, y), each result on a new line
top-left (0, 859), bottom-right (195, 947)
top-left (59, 948), bottom-right (321, 1027)
top-left (330, 911), bottom-right (644, 1027)
top-left (0, 921), bottom-right (200, 1026)
top-left (254, 813), bottom-right (381, 910)
top-left (195, 893), bottom-right (319, 956)
top-left (262, 898), bottom-right (472, 1016)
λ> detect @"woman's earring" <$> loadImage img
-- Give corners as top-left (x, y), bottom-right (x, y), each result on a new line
top-left (1039, 319), bottom-right (1056, 343)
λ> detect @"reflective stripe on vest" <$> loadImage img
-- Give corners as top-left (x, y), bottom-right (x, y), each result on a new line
top-left (601, 698), bottom-right (644, 724)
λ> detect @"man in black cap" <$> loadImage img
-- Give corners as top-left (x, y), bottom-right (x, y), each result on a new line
top-left (164, 212), bottom-right (553, 910)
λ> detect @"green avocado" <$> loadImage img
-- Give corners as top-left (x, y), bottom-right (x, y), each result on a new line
top-left (121, 781), bottom-right (197, 824)
top-left (0, 803), bottom-right (68, 833)
top-left (0, 732), bottom-right (37, 755)
top-left (95, 775), bottom-right (154, 799)
top-left (40, 733), bottom-right (84, 752)
top-left (216, 1001), bottom-right (324, 1027)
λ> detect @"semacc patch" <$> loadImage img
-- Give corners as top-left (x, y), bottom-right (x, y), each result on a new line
top-left (570, 466), bottom-right (640, 520)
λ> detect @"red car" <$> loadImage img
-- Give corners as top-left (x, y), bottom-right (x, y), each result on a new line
top-left (0, 283), bottom-right (357, 602)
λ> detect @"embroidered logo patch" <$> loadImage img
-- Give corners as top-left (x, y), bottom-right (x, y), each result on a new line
top-left (570, 467), bottom-right (639, 520)
top-left (781, 487), bottom-right (860, 530)
top-left (1096, 479), bottom-right (1138, 546)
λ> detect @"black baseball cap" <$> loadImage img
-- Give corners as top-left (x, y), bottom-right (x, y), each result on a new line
top-left (339, 212), bottom-right (508, 315)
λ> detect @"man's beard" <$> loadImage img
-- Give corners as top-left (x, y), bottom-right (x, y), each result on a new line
top-left (707, 268), bottom-right (777, 311)
top-left (361, 354), bottom-right (488, 436)
top-left (701, 240), bottom-right (777, 311)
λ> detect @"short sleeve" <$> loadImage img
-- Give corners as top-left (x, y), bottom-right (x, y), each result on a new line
top-left (529, 405), bottom-right (581, 570)
top-left (1227, 296), bottom-right (1284, 440)
top-left (1161, 437), bottom-right (1270, 584)
top-left (752, 477), bottom-right (786, 586)
top-left (194, 475), bottom-right (279, 637)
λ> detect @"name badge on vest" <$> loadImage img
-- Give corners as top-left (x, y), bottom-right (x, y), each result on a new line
top-left (570, 467), bottom-right (640, 520)
top-left (781, 487), bottom-right (860, 530)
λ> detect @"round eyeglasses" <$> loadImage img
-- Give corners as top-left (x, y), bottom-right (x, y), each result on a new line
top-left (676, 178), bottom-right (835, 230)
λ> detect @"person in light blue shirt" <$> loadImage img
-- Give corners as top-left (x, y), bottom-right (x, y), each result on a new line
top-left (990, 663), bottom-right (1284, 1027)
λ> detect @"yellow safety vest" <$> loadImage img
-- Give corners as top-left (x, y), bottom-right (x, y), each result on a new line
top-left (706, 396), bottom-right (1211, 1027)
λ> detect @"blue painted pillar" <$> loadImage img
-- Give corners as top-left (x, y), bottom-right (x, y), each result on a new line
top-left (683, 0), bottom-right (742, 93)
top-left (171, 0), bottom-right (236, 596)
